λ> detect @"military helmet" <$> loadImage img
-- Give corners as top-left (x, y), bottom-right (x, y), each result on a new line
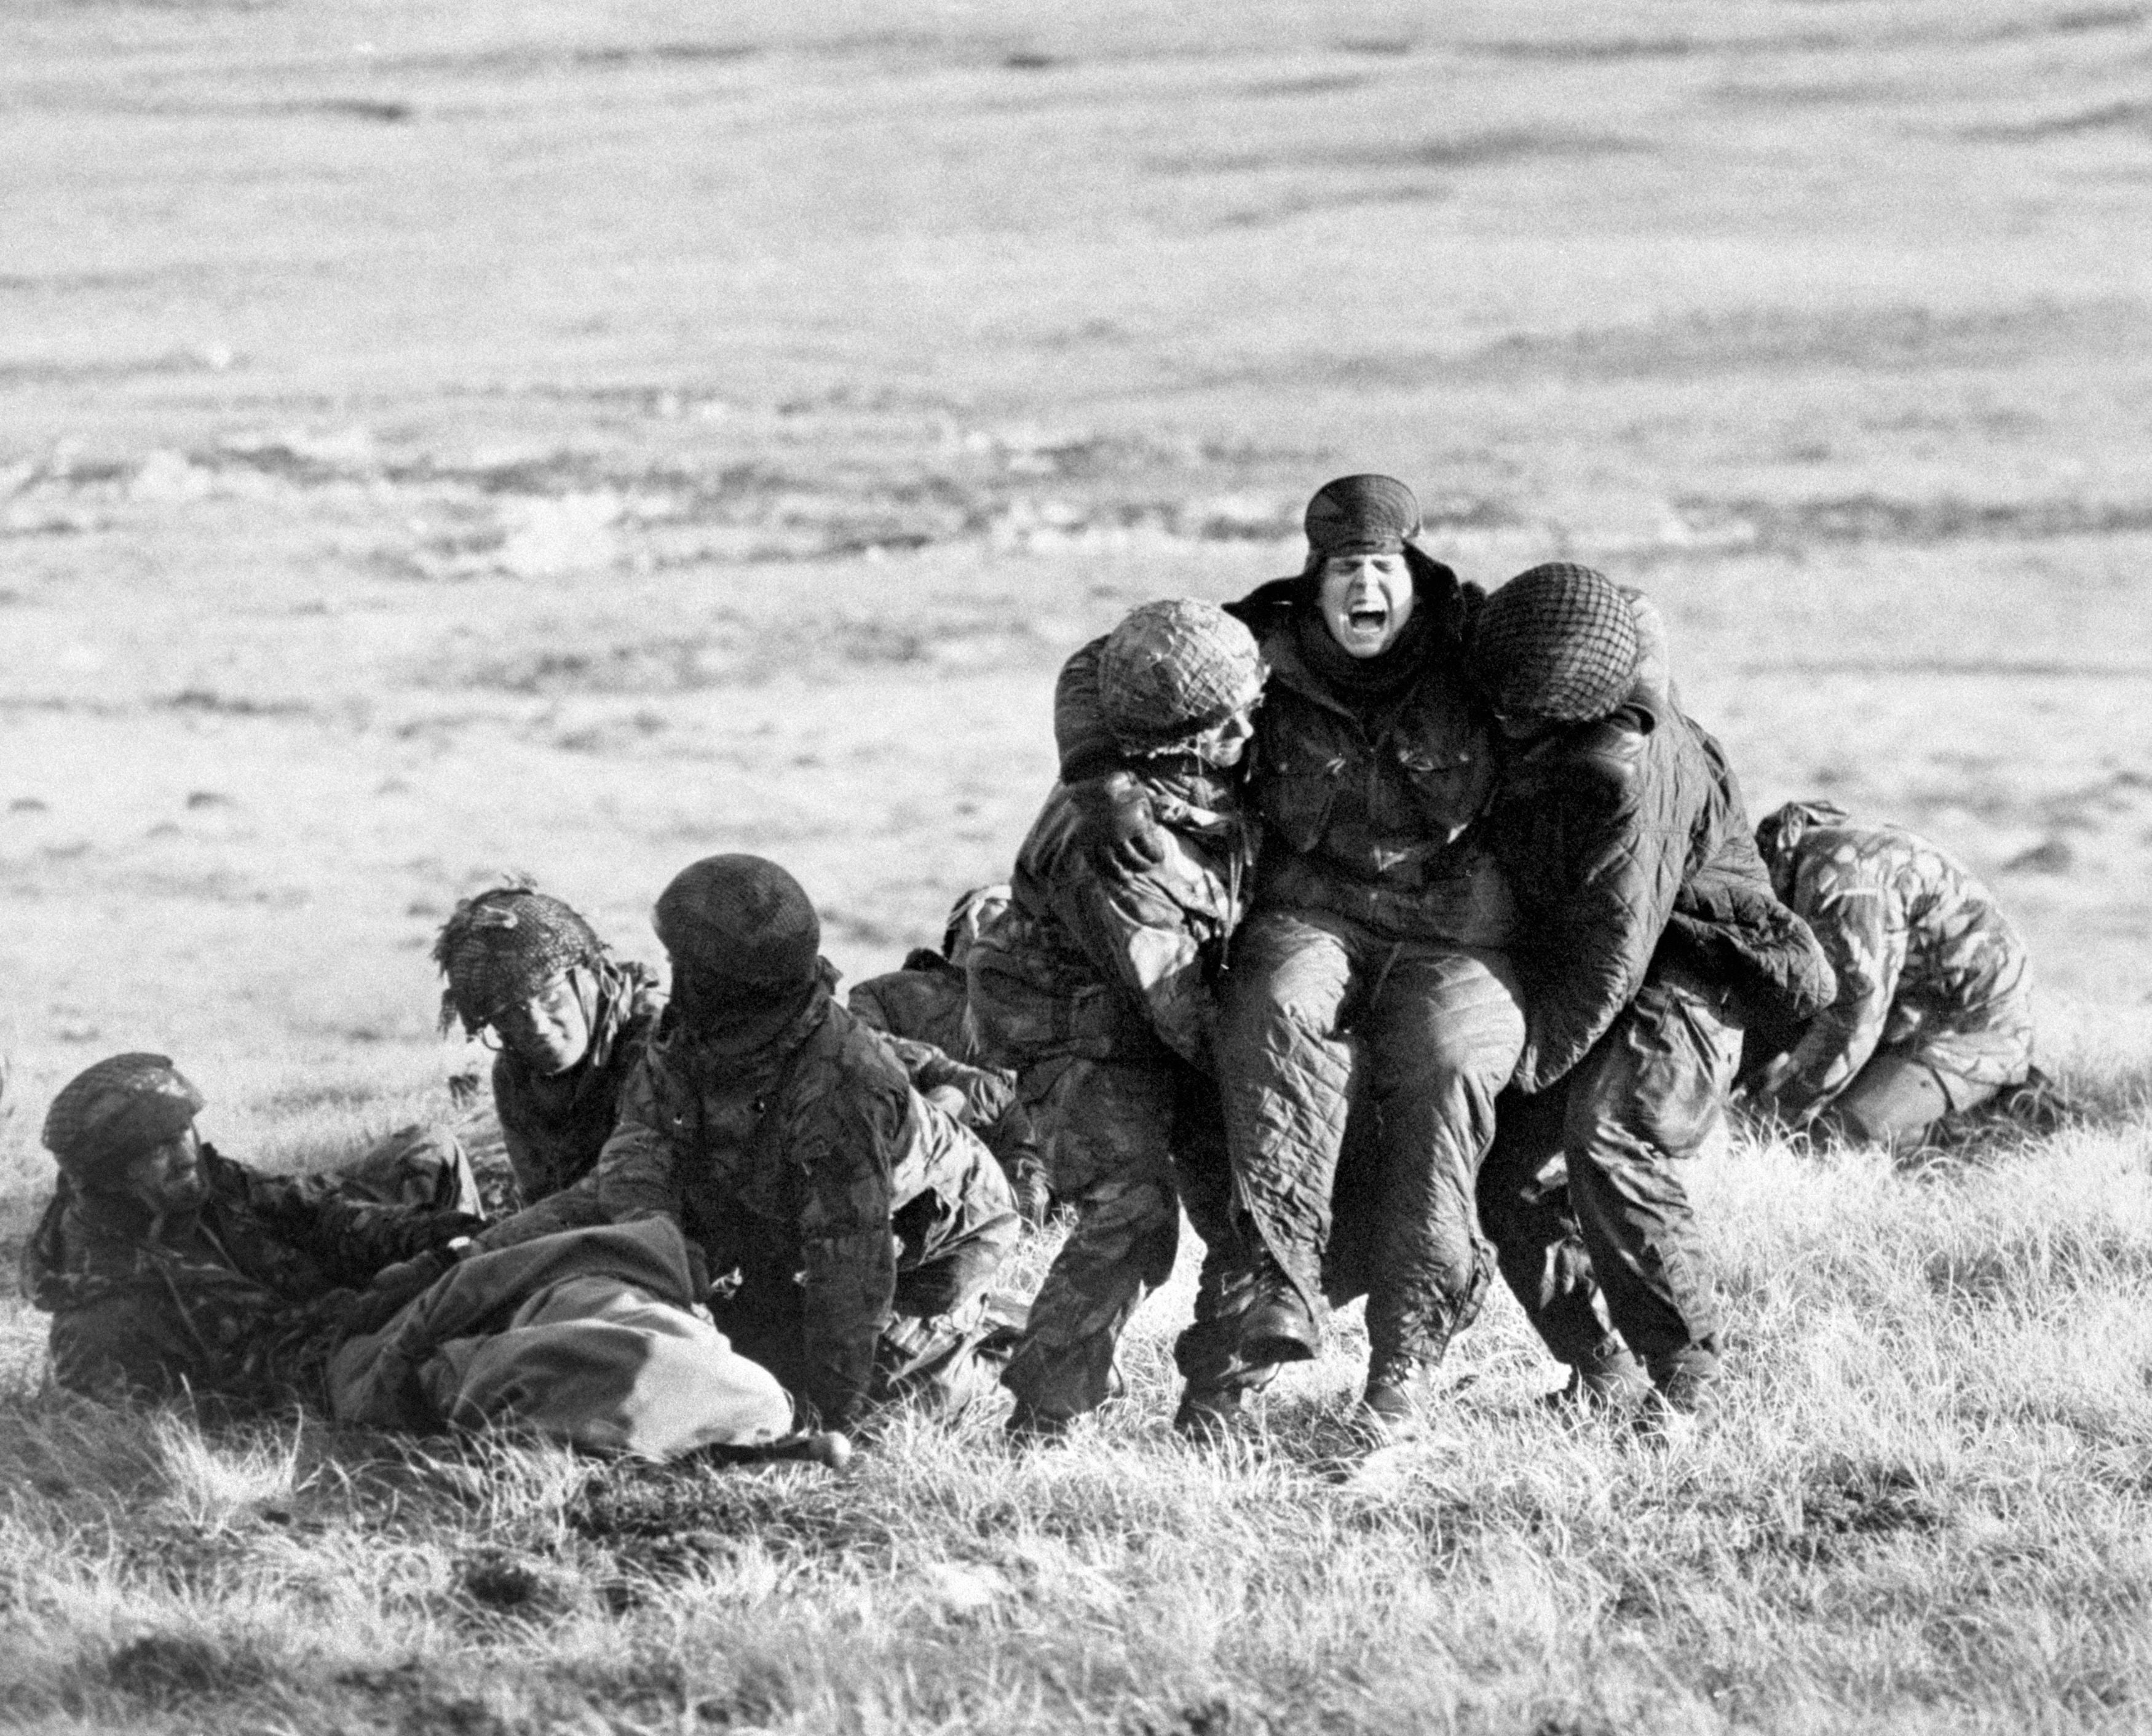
top-left (433, 884), bottom-right (605, 1036)
top-left (653, 854), bottom-right (822, 1009)
top-left (1098, 599), bottom-right (1265, 755)
top-left (42, 1052), bottom-right (205, 1187)
top-left (1471, 563), bottom-right (1642, 725)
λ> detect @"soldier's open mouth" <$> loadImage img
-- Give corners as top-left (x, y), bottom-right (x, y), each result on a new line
top-left (1348, 606), bottom-right (1387, 631)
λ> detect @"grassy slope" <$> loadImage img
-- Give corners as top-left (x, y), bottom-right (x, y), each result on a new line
top-left (2, 1), bottom-right (2151, 1729)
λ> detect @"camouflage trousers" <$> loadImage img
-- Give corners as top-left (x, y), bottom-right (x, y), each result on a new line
top-left (1477, 966), bottom-right (1742, 1393)
top-left (341, 1123), bottom-right (486, 1219)
top-left (710, 1131), bottom-right (1021, 1423)
top-left (1000, 1052), bottom-right (1239, 1423)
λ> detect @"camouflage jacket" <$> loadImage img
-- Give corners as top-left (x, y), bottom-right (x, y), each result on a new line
top-left (595, 988), bottom-right (1013, 1425)
top-left (1489, 686), bottom-right (1837, 1092)
top-left (967, 768), bottom-right (1258, 1072)
top-left (492, 960), bottom-right (663, 1204)
top-left (1762, 812), bottom-right (2035, 1112)
top-left (1056, 552), bottom-right (1512, 948)
top-left (849, 953), bottom-right (971, 1059)
top-left (18, 1147), bottom-right (464, 1405)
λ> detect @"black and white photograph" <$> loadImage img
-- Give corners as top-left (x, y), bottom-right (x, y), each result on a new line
top-left (3, 1), bottom-right (2150, 1730)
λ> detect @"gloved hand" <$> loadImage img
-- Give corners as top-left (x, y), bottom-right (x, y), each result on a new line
top-left (1066, 771), bottom-right (1166, 875)
top-left (368, 1237), bottom-right (473, 1307)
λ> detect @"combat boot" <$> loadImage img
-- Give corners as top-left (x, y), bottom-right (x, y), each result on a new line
top-left (1355, 1360), bottom-right (1441, 1443)
top-left (1172, 1382), bottom-right (1258, 1445)
top-left (1236, 1259), bottom-right (1321, 1366)
top-left (1541, 1336), bottom-right (1651, 1417)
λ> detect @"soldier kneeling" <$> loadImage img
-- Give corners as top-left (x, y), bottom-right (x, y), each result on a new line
top-left (596, 854), bottom-right (1021, 1435)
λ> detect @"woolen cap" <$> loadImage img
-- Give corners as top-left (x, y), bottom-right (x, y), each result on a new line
top-left (42, 1053), bottom-right (205, 1186)
top-left (1471, 563), bottom-right (1641, 723)
top-left (1098, 599), bottom-right (1265, 755)
top-left (1303, 474), bottom-right (1422, 557)
top-left (654, 855), bottom-right (822, 1005)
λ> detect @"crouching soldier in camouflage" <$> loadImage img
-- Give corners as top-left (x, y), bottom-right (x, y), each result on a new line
top-left (435, 882), bottom-right (664, 1216)
top-left (1468, 566), bottom-right (1836, 1421)
top-left (968, 600), bottom-right (1264, 1440)
top-left (849, 887), bottom-right (1050, 1224)
top-left (20, 1053), bottom-right (484, 1405)
top-left (1749, 801), bottom-right (2036, 1146)
top-left (597, 854), bottom-right (1021, 1433)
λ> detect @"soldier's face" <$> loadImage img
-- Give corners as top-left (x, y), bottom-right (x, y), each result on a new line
top-left (491, 970), bottom-right (591, 1074)
top-left (1189, 704), bottom-right (1258, 768)
top-left (125, 1126), bottom-right (207, 1211)
top-left (1318, 553), bottom-right (1415, 658)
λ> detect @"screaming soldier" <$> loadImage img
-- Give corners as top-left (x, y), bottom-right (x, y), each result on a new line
top-left (1059, 476), bottom-right (1524, 1438)
top-left (1749, 801), bottom-right (2037, 1146)
top-left (20, 1053), bottom-right (483, 1405)
top-left (968, 599), bottom-right (1264, 1439)
top-left (1468, 565), bottom-right (1835, 1421)
top-left (433, 882), bottom-right (663, 1212)
top-left (595, 854), bottom-right (1021, 1433)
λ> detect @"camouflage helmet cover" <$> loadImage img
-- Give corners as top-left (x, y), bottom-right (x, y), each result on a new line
top-left (653, 854), bottom-right (822, 1008)
top-left (433, 882), bottom-right (606, 1036)
top-left (1754, 799), bottom-right (1853, 894)
top-left (42, 1052), bottom-right (206, 1186)
top-left (1471, 562), bottom-right (1642, 724)
top-left (1098, 599), bottom-right (1265, 755)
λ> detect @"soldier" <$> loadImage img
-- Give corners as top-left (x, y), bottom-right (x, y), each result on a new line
top-left (433, 882), bottom-right (663, 1212)
top-left (1468, 565), bottom-right (1836, 1420)
top-left (848, 887), bottom-right (1050, 1224)
top-left (19, 1053), bottom-right (483, 1406)
top-left (1057, 477), bottom-right (1524, 1438)
top-left (596, 854), bottom-right (1021, 1433)
top-left (1750, 801), bottom-right (2036, 1146)
top-left (968, 600), bottom-right (1264, 1439)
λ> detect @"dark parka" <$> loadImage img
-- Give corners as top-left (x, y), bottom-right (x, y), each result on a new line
top-left (595, 986), bottom-right (1018, 1428)
top-left (1058, 550), bottom-right (1509, 947)
top-left (1489, 686), bottom-right (1838, 1093)
top-left (20, 1144), bottom-right (473, 1405)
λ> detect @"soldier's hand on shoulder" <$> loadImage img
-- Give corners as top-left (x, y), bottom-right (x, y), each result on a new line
top-left (1069, 772), bottom-right (1167, 875)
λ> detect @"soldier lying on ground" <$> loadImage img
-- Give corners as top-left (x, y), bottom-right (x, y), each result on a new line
top-left (968, 600), bottom-right (1264, 1440)
top-left (1467, 565), bottom-right (1836, 1424)
top-left (20, 1053), bottom-right (483, 1406)
top-left (22, 1055), bottom-right (850, 1464)
top-left (848, 887), bottom-right (1051, 1224)
top-left (1749, 801), bottom-right (2038, 1147)
top-left (595, 853), bottom-right (1021, 1434)
top-left (1057, 477), bottom-right (1525, 1440)
top-left (433, 882), bottom-right (664, 1212)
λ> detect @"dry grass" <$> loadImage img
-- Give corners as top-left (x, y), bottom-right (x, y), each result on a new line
top-left (3, 0), bottom-right (2151, 1729)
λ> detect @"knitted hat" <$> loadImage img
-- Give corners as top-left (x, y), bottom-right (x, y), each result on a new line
top-left (1471, 563), bottom-right (1641, 724)
top-left (654, 855), bottom-right (822, 1008)
top-left (1303, 474), bottom-right (1422, 558)
top-left (1098, 600), bottom-right (1265, 755)
top-left (433, 884), bottom-right (605, 1036)
top-left (42, 1053), bottom-right (205, 1187)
